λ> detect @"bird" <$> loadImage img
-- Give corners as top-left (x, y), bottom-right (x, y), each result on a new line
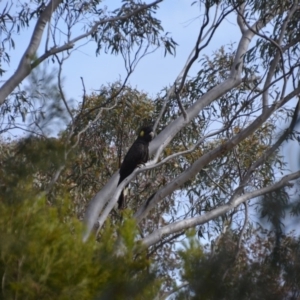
top-left (117, 125), bottom-right (154, 209)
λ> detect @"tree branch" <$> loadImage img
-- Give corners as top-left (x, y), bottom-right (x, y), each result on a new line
top-left (0, 0), bottom-right (63, 104)
top-left (141, 171), bottom-right (300, 247)
top-left (83, 11), bottom-right (277, 240)
top-left (135, 87), bottom-right (300, 222)
top-left (0, 0), bottom-right (163, 105)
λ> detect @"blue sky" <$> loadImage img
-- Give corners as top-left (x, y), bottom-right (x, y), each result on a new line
top-left (1, 0), bottom-right (297, 170)
top-left (2, 0), bottom-right (241, 101)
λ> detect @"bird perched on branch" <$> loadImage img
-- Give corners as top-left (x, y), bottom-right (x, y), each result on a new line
top-left (117, 125), bottom-right (154, 209)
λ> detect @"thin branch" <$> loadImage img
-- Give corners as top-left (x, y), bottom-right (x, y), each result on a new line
top-left (134, 120), bottom-right (237, 175)
top-left (141, 170), bottom-right (300, 247)
top-left (203, 169), bottom-right (230, 196)
top-left (153, 86), bottom-right (174, 133)
top-left (222, 201), bottom-right (248, 281)
top-left (34, 43), bottom-right (75, 67)
top-left (0, 125), bottom-right (46, 137)
top-left (0, 0), bottom-right (163, 104)
top-left (153, 2), bottom-right (234, 131)
top-left (54, 53), bottom-right (74, 121)
top-left (0, 0), bottom-right (63, 104)
top-left (135, 87), bottom-right (300, 222)
top-left (80, 77), bottom-right (87, 111)
top-left (176, 2), bottom-right (211, 92)
top-left (237, 202), bottom-right (248, 255)
top-left (234, 98), bottom-right (300, 195)
top-left (230, 8), bottom-right (279, 78)
top-left (174, 90), bottom-right (188, 120)
top-left (159, 282), bottom-right (189, 300)
top-left (177, 3), bottom-right (237, 92)
top-left (146, 231), bottom-right (185, 258)
top-left (66, 0), bottom-right (163, 46)
top-left (84, 6), bottom-right (277, 240)
top-left (47, 42), bottom-right (147, 191)
top-left (235, 2), bottom-right (298, 111)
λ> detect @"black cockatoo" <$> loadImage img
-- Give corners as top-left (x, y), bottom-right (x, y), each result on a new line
top-left (117, 125), bottom-right (154, 209)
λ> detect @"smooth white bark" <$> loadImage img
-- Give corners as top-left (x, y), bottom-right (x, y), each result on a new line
top-left (83, 10), bottom-right (275, 240)
top-left (141, 171), bottom-right (300, 247)
top-left (0, 0), bottom-right (63, 104)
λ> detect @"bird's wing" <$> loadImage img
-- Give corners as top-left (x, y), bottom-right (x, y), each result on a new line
top-left (119, 140), bottom-right (148, 182)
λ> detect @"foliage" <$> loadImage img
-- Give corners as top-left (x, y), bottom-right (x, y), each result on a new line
top-left (64, 84), bottom-right (155, 217)
top-left (176, 228), bottom-right (300, 300)
top-left (0, 196), bottom-right (159, 300)
top-left (0, 136), bottom-right (66, 204)
top-left (0, 63), bottom-right (66, 136)
top-left (1, 0), bottom-right (300, 297)
top-left (0, 0), bottom-right (176, 124)
top-left (0, 73), bottom-right (297, 291)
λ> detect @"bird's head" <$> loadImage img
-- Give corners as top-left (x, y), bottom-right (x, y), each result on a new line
top-left (138, 126), bottom-right (154, 142)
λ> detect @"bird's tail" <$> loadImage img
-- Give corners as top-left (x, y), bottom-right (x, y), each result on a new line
top-left (118, 185), bottom-right (129, 209)
top-left (118, 190), bottom-right (125, 209)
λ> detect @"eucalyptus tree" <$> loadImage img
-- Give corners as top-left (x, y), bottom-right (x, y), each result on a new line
top-left (1, 0), bottom-right (300, 295)
top-left (83, 0), bottom-right (300, 251)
